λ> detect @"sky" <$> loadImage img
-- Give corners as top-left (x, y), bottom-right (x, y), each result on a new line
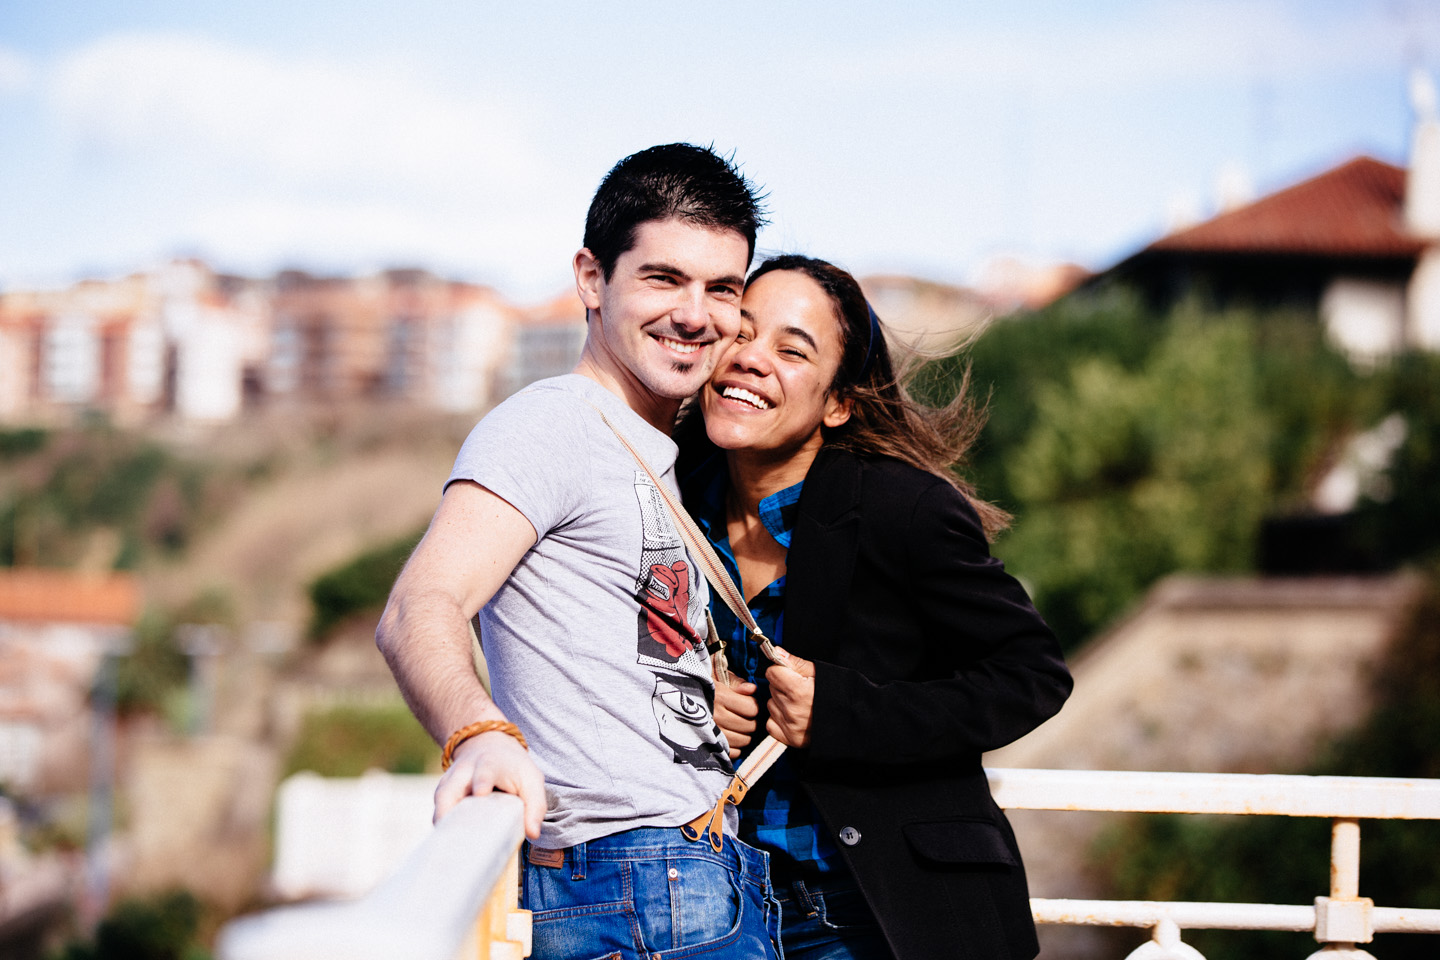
top-left (1, 0), bottom-right (1437, 302)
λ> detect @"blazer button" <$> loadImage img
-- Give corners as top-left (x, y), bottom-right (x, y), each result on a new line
top-left (838, 826), bottom-right (861, 846)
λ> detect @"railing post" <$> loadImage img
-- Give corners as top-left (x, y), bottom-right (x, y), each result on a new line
top-left (472, 849), bottom-right (530, 960)
top-left (1307, 818), bottom-right (1375, 960)
top-left (1331, 818), bottom-right (1361, 900)
top-left (1122, 918), bottom-right (1205, 959)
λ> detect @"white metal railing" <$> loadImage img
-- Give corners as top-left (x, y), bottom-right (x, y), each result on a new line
top-left (215, 793), bottom-right (529, 960)
top-left (986, 768), bottom-right (1440, 959)
top-left (215, 769), bottom-right (1440, 960)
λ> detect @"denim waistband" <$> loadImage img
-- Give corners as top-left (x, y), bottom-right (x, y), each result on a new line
top-left (772, 872), bottom-right (862, 907)
top-left (526, 825), bottom-right (771, 889)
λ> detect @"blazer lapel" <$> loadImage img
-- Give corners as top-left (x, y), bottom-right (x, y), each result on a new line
top-left (784, 448), bottom-right (862, 661)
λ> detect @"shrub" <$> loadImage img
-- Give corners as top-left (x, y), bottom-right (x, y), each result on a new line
top-left (306, 528), bottom-right (424, 640)
top-left (55, 889), bottom-right (208, 960)
top-left (283, 701), bottom-right (436, 778)
top-left (0, 427), bottom-right (48, 460)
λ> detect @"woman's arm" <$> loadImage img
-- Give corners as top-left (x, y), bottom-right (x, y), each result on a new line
top-left (805, 480), bottom-right (1072, 766)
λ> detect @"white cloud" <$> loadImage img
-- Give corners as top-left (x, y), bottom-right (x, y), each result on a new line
top-left (33, 30), bottom-right (586, 296)
top-left (49, 32), bottom-right (555, 203)
top-left (0, 47), bottom-right (34, 95)
top-left (7, 5), bottom-right (1422, 299)
top-left (187, 195), bottom-right (576, 298)
top-left (826, 1), bottom-right (1404, 92)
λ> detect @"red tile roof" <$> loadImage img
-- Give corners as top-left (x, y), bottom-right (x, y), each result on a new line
top-left (1148, 157), bottom-right (1425, 259)
top-left (0, 569), bottom-right (140, 624)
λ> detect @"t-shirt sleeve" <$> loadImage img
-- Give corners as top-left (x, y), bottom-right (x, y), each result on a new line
top-left (446, 388), bottom-right (592, 538)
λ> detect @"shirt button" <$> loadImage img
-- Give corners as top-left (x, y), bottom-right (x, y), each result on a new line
top-left (838, 826), bottom-right (861, 846)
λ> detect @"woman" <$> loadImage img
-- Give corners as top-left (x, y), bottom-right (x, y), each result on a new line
top-left (678, 255), bottom-right (1072, 960)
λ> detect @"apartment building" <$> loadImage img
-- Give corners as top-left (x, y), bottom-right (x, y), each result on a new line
top-left (0, 263), bottom-right (584, 425)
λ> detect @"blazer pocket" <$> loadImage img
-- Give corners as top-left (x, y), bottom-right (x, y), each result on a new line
top-left (901, 817), bottom-right (1018, 866)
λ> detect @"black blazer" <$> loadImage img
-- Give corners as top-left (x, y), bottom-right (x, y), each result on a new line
top-left (694, 447), bottom-right (1072, 960)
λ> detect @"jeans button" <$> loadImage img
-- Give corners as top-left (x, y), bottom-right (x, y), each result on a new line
top-left (838, 826), bottom-right (861, 846)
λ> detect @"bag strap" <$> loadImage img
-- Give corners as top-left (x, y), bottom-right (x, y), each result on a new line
top-left (680, 736), bottom-right (786, 852)
top-left (584, 399), bottom-right (790, 852)
top-left (584, 402), bottom-right (777, 662)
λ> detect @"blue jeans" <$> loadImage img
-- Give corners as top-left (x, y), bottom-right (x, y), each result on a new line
top-left (522, 826), bottom-right (782, 960)
top-left (773, 876), bottom-right (893, 960)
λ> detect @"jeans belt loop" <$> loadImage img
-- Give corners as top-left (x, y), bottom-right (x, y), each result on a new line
top-left (792, 879), bottom-right (819, 919)
top-left (570, 839), bottom-right (587, 881)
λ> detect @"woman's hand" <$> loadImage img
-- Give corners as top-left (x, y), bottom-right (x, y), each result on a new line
top-left (714, 677), bottom-right (760, 759)
top-left (765, 647), bottom-right (816, 748)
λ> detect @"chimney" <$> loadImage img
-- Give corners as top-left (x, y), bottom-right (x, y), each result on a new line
top-left (1407, 69), bottom-right (1440, 349)
top-left (1406, 68), bottom-right (1440, 239)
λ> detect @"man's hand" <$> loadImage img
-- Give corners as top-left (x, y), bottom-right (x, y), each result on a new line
top-left (765, 647), bottom-right (816, 748)
top-left (713, 677), bottom-right (760, 760)
top-left (434, 730), bottom-right (547, 839)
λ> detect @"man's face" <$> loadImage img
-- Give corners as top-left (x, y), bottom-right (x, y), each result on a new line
top-left (577, 218), bottom-right (749, 406)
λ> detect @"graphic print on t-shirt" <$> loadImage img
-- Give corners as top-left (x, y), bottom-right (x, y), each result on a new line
top-left (651, 673), bottom-right (728, 772)
top-left (633, 474), bottom-right (707, 670)
top-left (633, 473), bottom-right (730, 773)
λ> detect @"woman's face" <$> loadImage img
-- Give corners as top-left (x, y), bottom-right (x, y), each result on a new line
top-left (701, 269), bottom-right (852, 457)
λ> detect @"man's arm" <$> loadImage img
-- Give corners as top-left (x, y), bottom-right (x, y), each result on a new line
top-left (375, 479), bottom-right (546, 835)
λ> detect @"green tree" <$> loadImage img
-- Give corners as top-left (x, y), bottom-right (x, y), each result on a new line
top-left (947, 285), bottom-right (1158, 512)
top-left (994, 316), bottom-right (1272, 645)
top-left (114, 608), bottom-right (190, 715)
top-left (1359, 352), bottom-right (1440, 565)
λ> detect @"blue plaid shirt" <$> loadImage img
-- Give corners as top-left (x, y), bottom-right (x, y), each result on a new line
top-left (692, 459), bottom-right (841, 878)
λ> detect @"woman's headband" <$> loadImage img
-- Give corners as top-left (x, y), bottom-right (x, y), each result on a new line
top-left (859, 302), bottom-right (882, 378)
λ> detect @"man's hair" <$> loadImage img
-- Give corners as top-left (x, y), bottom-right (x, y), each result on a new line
top-left (583, 143), bottom-right (766, 280)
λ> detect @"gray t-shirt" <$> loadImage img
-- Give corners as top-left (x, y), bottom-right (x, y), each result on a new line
top-left (448, 374), bottom-right (734, 847)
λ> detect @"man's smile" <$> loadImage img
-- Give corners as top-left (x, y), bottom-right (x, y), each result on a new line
top-left (655, 335), bottom-right (705, 356)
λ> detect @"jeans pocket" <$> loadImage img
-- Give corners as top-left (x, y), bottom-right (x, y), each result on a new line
top-left (525, 859), bottom-right (641, 960)
top-left (530, 904), bottom-right (636, 960)
top-left (531, 899), bottom-right (647, 960)
top-left (631, 854), bottom-right (741, 954)
top-left (815, 886), bottom-right (881, 933)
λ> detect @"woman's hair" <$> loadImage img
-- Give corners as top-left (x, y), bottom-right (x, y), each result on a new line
top-left (747, 254), bottom-right (1011, 539)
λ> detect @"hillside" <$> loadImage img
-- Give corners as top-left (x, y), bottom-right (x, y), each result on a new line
top-left (2, 406), bottom-right (469, 636)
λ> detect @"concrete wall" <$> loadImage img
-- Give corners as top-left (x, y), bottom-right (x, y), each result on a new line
top-left (985, 573), bottom-right (1426, 959)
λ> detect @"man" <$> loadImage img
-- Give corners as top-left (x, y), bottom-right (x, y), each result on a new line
top-left (376, 143), bottom-right (774, 959)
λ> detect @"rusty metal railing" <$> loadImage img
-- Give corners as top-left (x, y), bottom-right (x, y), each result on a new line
top-left (987, 768), bottom-right (1440, 959)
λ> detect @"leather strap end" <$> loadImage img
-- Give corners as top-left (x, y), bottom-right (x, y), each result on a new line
top-left (755, 633), bottom-right (778, 662)
top-left (722, 775), bottom-right (748, 805)
top-left (683, 798), bottom-right (729, 854)
top-left (706, 815), bottom-right (724, 853)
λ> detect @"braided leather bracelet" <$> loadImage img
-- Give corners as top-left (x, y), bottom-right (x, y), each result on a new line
top-left (441, 720), bottom-right (528, 770)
